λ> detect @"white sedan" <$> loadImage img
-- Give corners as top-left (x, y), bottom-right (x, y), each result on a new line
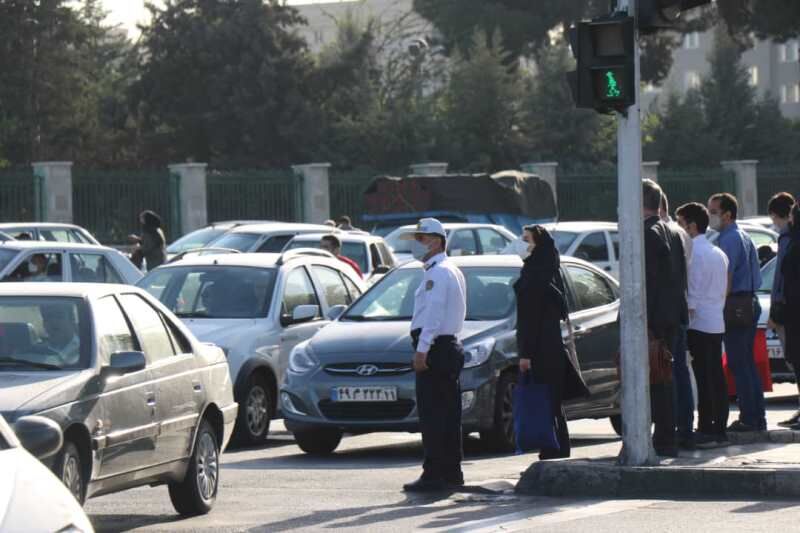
top-left (0, 415), bottom-right (93, 532)
top-left (0, 241), bottom-right (142, 284)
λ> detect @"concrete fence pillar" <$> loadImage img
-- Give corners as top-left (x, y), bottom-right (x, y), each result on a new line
top-left (521, 162), bottom-right (558, 201)
top-left (721, 160), bottom-right (759, 217)
top-left (409, 162), bottom-right (448, 176)
top-left (32, 161), bottom-right (73, 223)
top-left (168, 162), bottom-right (208, 236)
top-left (292, 163), bottom-right (331, 224)
top-left (642, 161), bottom-right (660, 183)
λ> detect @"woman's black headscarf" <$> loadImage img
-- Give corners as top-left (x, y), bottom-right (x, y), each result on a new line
top-left (140, 210), bottom-right (162, 231)
top-left (789, 204), bottom-right (800, 243)
top-left (516, 226), bottom-right (568, 319)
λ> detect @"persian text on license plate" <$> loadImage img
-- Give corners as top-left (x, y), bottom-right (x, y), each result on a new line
top-left (331, 386), bottom-right (397, 402)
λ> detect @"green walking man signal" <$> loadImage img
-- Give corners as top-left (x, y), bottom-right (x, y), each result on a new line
top-left (605, 71), bottom-right (622, 98)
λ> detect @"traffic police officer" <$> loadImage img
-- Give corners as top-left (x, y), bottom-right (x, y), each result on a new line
top-left (401, 218), bottom-right (467, 492)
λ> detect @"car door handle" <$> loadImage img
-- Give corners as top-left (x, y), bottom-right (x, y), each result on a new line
top-left (146, 394), bottom-right (157, 407)
top-left (193, 382), bottom-right (203, 393)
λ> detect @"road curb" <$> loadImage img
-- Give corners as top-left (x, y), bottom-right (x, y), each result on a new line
top-left (516, 458), bottom-right (800, 499)
top-left (727, 429), bottom-right (800, 445)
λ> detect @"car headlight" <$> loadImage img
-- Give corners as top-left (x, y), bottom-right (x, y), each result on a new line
top-left (288, 341), bottom-right (319, 374)
top-left (463, 337), bottom-right (496, 369)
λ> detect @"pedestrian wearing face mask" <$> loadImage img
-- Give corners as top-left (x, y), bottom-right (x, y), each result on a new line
top-left (779, 203), bottom-right (800, 430)
top-left (708, 193), bottom-right (765, 432)
top-left (766, 193), bottom-right (798, 427)
top-left (515, 225), bottom-right (589, 460)
top-left (400, 218), bottom-right (467, 492)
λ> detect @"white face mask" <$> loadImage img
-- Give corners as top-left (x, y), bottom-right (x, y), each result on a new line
top-left (510, 239), bottom-right (530, 259)
top-left (709, 214), bottom-right (722, 231)
top-left (409, 240), bottom-right (431, 261)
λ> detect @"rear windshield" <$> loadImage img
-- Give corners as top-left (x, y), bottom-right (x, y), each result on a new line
top-left (208, 232), bottom-right (261, 252)
top-left (139, 266), bottom-right (278, 319)
top-left (167, 227), bottom-right (228, 254)
top-left (285, 240), bottom-right (369, 272)
top-left (551, 231), bottom-right (579, 254)
top-left (0, 296), bottom-right (90, 371)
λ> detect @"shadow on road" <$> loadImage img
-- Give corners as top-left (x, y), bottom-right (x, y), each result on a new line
top-left (91, 513), bottom-right (183, 533)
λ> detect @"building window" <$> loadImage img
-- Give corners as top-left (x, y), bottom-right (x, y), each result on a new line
top-left (794, 84), bottom-right (800, 103)
top-left (791, 41), bottom-right (800, 62)
top-left (779, 44), bottom-right (788, 62)
top-left (683, 32), bottom-right (700, 50)
top-left (314, 30), bottom-right (324, 44)
top-left (684, 71), bottom-right (701, 91)
top-left (781, 85), bottom-right (789, 104)
top-left (748, 66), bottom-right (758, 87)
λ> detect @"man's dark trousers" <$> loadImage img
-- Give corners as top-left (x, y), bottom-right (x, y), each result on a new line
top-left (724, 296), bottom-right (766, 428)
top-left (688, 329), bottom-right (728, 436)
top-left (652, 328), bottom-right (677, 452)
top-left (413, 332), bottom-right (465, 482)
top-left (671, 325), bottom-right (694, 439)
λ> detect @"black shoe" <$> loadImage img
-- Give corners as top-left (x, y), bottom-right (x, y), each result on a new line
top-left (539, 450), bottom-right (570, 461)
top-left (778, 411), bottom-right (800, 428)
top-left (655, 446), bottom-right (679, 458)
top-left (728, 420), bottom-right (758, 433)
top-left (695, 433), bottom-right (728, 449)
top-left (677, 435), bottom-right (696, 451)
top-left (402, 477), bottom-right (447, 493)
top-left (444, 476), bottom-right (465, 488)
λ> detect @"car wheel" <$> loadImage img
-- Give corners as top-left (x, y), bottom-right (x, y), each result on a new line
top-left (610, 414), bottom-right (622, 436)
top-left (480, 372), bottom-right (516, 453)
top-left (235, 373), bottom-right (272, 445)
top-left (294, 429), bottom-right (342, 455)
top-left (56, 440), bottom-right (86, 505)
top-left (169, 419), bottom-right (219, 516)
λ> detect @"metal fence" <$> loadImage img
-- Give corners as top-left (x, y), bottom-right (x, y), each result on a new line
top-left (207, 169), bottom-right (300, 223)
top-left (329, 169), bottom-right (378, 226)
top-left (557, 168), bottom-right (736, 221)
top-left (658, 169), bottom-right (736, 211)
top-left (557, 171), bottom-right (618, 221)
top-left (757, 166), bottom-right (800, 208)
top-left (73, 169), bottom-right (178, 244)
top-left (0, 169), bottom-right (40, 222)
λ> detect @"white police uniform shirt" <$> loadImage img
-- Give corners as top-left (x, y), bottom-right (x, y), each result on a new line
top-left (411, 252), bottom-right (467, 354)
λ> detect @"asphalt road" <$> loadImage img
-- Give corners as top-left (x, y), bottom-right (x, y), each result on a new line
top-left (85, 384), bottom-right (800, 533)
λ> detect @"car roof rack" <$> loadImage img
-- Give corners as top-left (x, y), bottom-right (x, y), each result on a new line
top-left (167, 247), bottom-right (242, 264)
top-left (277, 248), bottom-right (336, 265)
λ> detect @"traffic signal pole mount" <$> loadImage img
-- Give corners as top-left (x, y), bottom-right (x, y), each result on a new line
top-left (615, 0), bottom-right (657, 466)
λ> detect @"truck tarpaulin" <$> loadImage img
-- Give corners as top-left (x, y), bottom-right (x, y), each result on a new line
top-left (363, 171), bottom-right (557, 220)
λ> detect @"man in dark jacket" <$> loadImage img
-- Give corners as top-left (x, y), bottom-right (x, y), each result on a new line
top-left (643, 179), bottom-right (688, 457)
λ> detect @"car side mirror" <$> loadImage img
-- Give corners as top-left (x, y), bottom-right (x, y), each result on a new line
top-left (104, 351), bottom-right (146, 377)
top-left (14, 416), bottom-right (63, 460)
top-left (373, 265), bottom-right (391, 275)
top-left (282, 304), bottom-right (319, 326)
top-left (326, 304), bottom-right (347, 321)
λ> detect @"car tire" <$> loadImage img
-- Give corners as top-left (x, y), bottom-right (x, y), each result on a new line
top-left (56, 440), bottom-right (86, 505)
top-left (169, 419), bottom-right (219, 516)
top-left (294, 429), bottom-right (343, 455)
top-left (480, 372), bottom-right (516, 453)
top-left (610, 414), bottom-right (622, 436)
top-left (234, 373), bottom-right (272, 445)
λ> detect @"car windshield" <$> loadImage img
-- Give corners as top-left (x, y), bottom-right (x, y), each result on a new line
top-left (344, 266), bottom-right (517, 321)
top-left (167, 227), bottom-right (229, 254)
top-left (0, 249), bottom-right (18, 272)
top-left (285, 240), bottom-right (368, 272)
top-left (139, 266), bottom-right (278, 319)
top-left (759, 258), bottom-right (775, 293)
top-left (0, 297), bottom-right (89, 371)
top-left (207, 232), bottom-right (261, 252)
top-left (551, 231), bottom-right (579, 254)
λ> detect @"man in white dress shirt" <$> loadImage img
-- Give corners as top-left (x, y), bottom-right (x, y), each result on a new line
top-left (400, 218), bottom-right (467, 492)
top-left (676, 202), bottom-right (730, 449)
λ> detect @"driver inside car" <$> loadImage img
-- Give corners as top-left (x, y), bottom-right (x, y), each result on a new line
top-left (36, 304), bottom-right (80, 367)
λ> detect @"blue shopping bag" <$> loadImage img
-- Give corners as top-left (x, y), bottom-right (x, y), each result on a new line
top-left (513, 372), bottom-right (559, 453)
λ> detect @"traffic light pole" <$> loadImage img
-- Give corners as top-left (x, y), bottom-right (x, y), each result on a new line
top-left (615, 0), bottom-right (657, 466)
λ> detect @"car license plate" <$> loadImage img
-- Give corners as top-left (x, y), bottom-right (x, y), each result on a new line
top-left (331, 386), bottom-right (397, 402)
top-left (768, 346), bottom-right (783, 360)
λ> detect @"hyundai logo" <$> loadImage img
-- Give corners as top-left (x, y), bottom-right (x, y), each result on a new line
top-left (355, 364), bottom-right (379, 377)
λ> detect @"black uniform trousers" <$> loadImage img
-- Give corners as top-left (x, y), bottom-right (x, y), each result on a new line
top-left (688, 329), bottom-right (729, 437)
top-left (412, 330), bottom-right (465, 482)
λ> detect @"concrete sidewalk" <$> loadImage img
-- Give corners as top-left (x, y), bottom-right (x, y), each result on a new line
top-left (517, 430), bottom-right (800, 499)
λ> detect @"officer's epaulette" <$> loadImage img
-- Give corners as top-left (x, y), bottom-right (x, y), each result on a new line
top-left (424, 262), bottom-right (437, 271)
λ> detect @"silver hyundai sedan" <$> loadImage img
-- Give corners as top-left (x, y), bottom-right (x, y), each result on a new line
top-left (281, 255), bottom-right (622, 455)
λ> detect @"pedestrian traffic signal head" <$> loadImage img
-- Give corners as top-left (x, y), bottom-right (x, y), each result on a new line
top-left (637, 0), bottom-right (711, 34)
top-left (567, 15), bottom-right (635, 113)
